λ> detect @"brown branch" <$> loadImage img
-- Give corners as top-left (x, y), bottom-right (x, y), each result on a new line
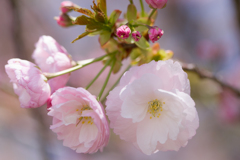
top-left (181, 63), bottom-right (240, 97)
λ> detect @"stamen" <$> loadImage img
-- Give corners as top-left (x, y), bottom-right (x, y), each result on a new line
top-left (148, 99), bottom-right (165, 118)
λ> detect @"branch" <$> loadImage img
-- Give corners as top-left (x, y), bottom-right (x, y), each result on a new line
top-left (181, 63), bottom-right (240, 96)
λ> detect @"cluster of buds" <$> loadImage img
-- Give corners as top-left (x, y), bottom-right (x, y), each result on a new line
top-left (116, 25), bottom-right (163, 43)
top-left (116, 25), bottom-right (143, 42)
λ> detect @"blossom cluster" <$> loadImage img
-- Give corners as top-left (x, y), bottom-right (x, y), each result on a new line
top-left (4, 0), bottom-right (200, 156)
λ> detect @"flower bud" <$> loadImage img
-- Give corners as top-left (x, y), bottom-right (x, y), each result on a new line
top-left (55, 13), bottom-right (73, 27)
top-left (148, 26), bottom-right (164, 43)
top-left (145, 0), bottom-right (167, 9)
top-left (132, 31), bottom-right (142, 42)
top-left (32, 36), bottom-right (72, 93)
top-left (116, 25), bottom-right (131, 39)
top-left (60, 1), bottom-right (77, 13)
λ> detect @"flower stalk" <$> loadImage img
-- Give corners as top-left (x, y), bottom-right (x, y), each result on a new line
top-left (85, 58), bottom-right (112, 90)
top-left (44, 52), bottom-right (117, 79)
top-left (148, 8), bottom-right (157, 21)
top-left (97, 58), bottom-right (116, 101)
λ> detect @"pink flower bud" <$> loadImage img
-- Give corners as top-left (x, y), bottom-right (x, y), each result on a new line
top-left (145, 0), bottom-right (167, 9)
top-left (61, 1), bottom-right (77, 13)
top-left (116, 25), bottom-right (131, 39)
top-left (48, 87), bottom-right (109, 153)
top-left (132, 31), bottom-right (142, 42)
top-left (55, 13), bottom-right (73, 27)
top-left (148, 26), bottom-right (164, 43)
top-left (32, 36), bottom-right (72, 93)
top-left (5, 59), bottom-right (51, 108)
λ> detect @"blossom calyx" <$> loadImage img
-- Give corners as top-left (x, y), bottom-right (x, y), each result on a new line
top-left (148, 26), bottom-right (164, 43)
top-left (5, 59), bottom-right (51, 108)
top-left (145, 0), bottom-right (167, 9)
top-left (116, 25), bottom-right (131, 39)
top-left (132, 31), bottom-right (142, 42)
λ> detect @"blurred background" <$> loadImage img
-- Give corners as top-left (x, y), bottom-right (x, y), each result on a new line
top-left (0, 0), bottom-right (240, 159)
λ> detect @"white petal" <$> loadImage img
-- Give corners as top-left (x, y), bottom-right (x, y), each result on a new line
top-left (79, 123), bottom-right (98, 144)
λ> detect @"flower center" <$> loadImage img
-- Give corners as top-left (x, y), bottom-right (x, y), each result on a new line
top-left (148, 99), bottom-right (165, 119)
top-left (76, 105), bottom-right (94, 126)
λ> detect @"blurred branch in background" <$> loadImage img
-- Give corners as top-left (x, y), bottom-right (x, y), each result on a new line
top-left (9, 0), bottom-right (27, 60)
top-left (182, 62), bottom-right (240, 97)
top-left (234, 0), bottom-right (240, 28)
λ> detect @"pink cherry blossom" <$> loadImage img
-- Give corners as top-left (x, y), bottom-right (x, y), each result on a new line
top-left (5, 59), bottom-right (51, 108)
top-left (106, 60), bottom-right (199, 155)
top-left (48, 87), bottom-right (109, 153)
top-left (116, 25), bottom-right (131, 39)
top-left (32, 36), bottom-right (72, 93)
top-left (149, 26), bottom-right (164, 43)
top-left (145, 0), bottom-right (168, 9)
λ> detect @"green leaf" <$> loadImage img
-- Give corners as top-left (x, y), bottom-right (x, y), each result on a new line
top-left (99, 31), bottom-right (111, 46)
top-left (112, 60), bottom-right (122, 74)
top-left (74, 15), bottom-right (95, 25)
top-left (72, 32), bottom-right (89, 43)
top-left (68, 7), bottom-right (95, 18)
top-left (95, 11), bottom-right (106, 23)
top-left (97, 0), bottom-right (107, 15)
top-left (134, 37), bottom-right (150, 50)
top-left (86, 22), bottom-right (104, 31)
top-left (127, 4), bottom-right (137, 22)
top-left (130, 48), bottom-right (142, 60)
top-left (109, 10), bottom-right (122, 26)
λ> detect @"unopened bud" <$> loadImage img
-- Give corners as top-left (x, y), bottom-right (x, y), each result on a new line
top-left (148, 26), bottom-right (164, 43)
top-left (61, 1), bottom-right (78, 13)
top-left (55, 13), bottom-right (74, 27)
top-left (145, 0), bottom-right (167, 9)
top-left (116, 25), bottom-right (131, 39)
top-left (132, 31), bottom-right (142, 42)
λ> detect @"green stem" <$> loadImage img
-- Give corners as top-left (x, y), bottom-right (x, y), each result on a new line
top-left (97, 59), bottom-right (116, 101)
top-left (139, 0), bottom-right (145, 17)
top-left (101, 64), bottom-right (131, 104)
top-left (85, 58), bottom-right (112, 90)
top-left (148, 8), bottom-right (157, 21)
top-left (129, 0), bottom-right (133, 4)
top-left (44, 52), bottom-right (116, 79)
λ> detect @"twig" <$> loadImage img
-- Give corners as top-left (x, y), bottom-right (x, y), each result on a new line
top-left (181, 63), bottom-right (240, 96)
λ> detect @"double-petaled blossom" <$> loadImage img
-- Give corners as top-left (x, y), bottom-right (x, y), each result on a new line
top-left (116, 25), bottom-right (131, 39)
top-left (149, 26), bottom-right (164, 43)
top-left (106, 60), bottom-right (199, 155)
top-left (145, 0), bottom-right (168, 9)
top-left (61, 1), bottom-right (78, 13)
top-left (32, 36), bottom-right (72, 93)
top-left (5, 59), bottom-right (51, 108)
top-left (132, 31), bottom-right (142, 42)
top-left (48, 87), bottom-right (109, 153)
